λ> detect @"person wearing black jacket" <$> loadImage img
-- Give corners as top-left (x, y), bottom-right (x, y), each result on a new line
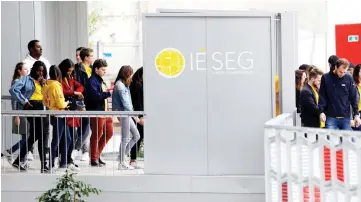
top-left (129, 67), bottom-right (144, 167)
top-left (300, 68), bottom-right (324, 128)
top-left (319, 58), bottom-right (361, 130)
top-left (72, 47), bottom-right (94, 161)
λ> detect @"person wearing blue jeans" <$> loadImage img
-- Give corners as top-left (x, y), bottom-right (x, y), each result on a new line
top-left (319, 58), bottom-right (361, 130)
top-left (50, 116), bottom-right (71, 168)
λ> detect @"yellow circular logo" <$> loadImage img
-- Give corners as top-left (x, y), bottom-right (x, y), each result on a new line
top-left (155, 48), bottom-right (185, 78)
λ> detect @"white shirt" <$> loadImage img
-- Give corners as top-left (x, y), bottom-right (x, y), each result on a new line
top-left (23, 53), bottom-right (51, 77)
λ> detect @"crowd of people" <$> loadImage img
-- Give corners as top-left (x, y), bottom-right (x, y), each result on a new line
top-left (2, 39), bottom-right (360, 174)
top-left (1, 40), bottom-right (144, 173)
top-left (296, 55), bottom-right (361, 131)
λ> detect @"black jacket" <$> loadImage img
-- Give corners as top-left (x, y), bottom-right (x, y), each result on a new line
top-left (86, 72), bottom-right (111, 111)
top-left (129, 81), bottom-right (143, 117)
top-left (74, 63), bottom-right (91, 105)
top-left (296, 88), bottom-right (301, 113)
top-left (319, 71), bottom-right (359, 118)
top-left (300, 84), bottom-right (321, 128)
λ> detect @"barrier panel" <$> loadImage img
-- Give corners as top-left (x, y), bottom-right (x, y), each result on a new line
top-left (265, 113), bottom-right (361, 202)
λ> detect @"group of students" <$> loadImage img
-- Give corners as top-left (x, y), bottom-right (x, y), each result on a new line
top-left (2, 39), bottom-right (144, 173)
top-left (295, 55), bottom-right (361, 131)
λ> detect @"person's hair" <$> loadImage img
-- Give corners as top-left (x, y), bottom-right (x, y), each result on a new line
top-left (30, 60), bottom-right (47, 80)
top-left (27, 40), bottom-right (40, 52)
top-left (328, 55), bottom-right (339, 66)
top-left (93, 59), bottom-right (107, 70)
top-left (298, 64), bottom-right (310, 71)
top-left (115, 65), bottom-right (134, 87)
top-left (49, 65), bottom-right (62, 82)
top-left (335, 58), bottom-right (350, 69)
top-left (132, 67), bottom-right (143, 84)
top-left (76, 47), bottom-right (85, 52)
top-left (308, 67), bottom-right (324, 80)
top-left (11, 62), bottom-right (25, 84)
top-left (353, 64), bottom-right (361, 85)
top-left (80, 48), bottom-right (93, 61)
top-left (59, 58), bottom-right (75, 78)
top-left (349, 63), bottom-right (355, 69)
top-left (295, 70), bottom-right (305, 90)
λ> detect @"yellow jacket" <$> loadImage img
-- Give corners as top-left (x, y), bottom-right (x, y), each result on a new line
top-left (43, 80), bottom-right (67, 110)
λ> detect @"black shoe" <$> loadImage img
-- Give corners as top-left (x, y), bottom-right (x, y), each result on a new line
top-left (98, 158), bottom-right (106, 165)
top-left (90, 161), bottom-right (103, 167)
top-left (12, 162), bottom-right (27, 171)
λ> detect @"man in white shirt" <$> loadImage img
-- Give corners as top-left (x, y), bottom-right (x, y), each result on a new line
top-left (23, 40), bottom-right (51, 78)
top-left (22, 40), bottom-right (51, 159)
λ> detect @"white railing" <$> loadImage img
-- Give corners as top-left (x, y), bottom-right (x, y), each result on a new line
top-left (264, 113), bottom-right (361, 202)
top-left (1, 109), bottom-right (145, 175)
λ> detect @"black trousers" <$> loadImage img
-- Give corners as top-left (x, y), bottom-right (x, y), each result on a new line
top-left (13, 101), bottom-right (49, 169)
top-left (130, 124), bottom-right (144, 160)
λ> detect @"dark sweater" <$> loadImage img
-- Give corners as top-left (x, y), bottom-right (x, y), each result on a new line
top-left (319, 71), bottom-right (359, 118)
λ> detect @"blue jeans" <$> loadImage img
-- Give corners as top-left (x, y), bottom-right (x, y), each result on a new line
top-left (50, 117), bottom-right (71, 168)
top-left (325, 117), bottom-right (351, 130)
top-left (9, 134), bottom-right (26, 153)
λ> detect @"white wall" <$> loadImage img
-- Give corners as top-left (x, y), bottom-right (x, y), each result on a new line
top-left (1, 1), bottom-right (88, 96)
top-left (326, 0), bottom-right (361, 61)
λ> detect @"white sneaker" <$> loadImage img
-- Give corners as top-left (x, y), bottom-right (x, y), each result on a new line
top-left (26, 152), bottom-right (34, 161)
top-left (130, 161), bottom-right (143, 169)
top-left (118, 161), bottom-right (134, 170)
top-left (67, 163), bottom-right (80, 172)
top-left (71, 150), bottom-right (79, 161)
top-left (81, 152), bottom-right (89, 161)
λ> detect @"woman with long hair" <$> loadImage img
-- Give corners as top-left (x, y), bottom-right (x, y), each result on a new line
top-left (295, 69), bottom-right (306, 113)
top-left (1, 62), bottom-right (34, 160)
top-left (58, 58), bottom-right (84, 171)
top-left (43, 65), bottom-right (71, 171)
top-left (9, 61), bottom-right (49, 172)
top-left (112, 65), bottom-right (140, 170)
top-left (129, 67), bottom-right (144, 168)
top-left (352, 64), bottom-right (361, 130)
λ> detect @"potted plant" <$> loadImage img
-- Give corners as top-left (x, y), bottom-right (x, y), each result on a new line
top-left (37, 170), bottom-right (102, 202)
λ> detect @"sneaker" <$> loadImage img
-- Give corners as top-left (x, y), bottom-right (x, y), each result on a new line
top-left (2, 150), bottom-right (12, 158)
top-left (118, 161), bottom-right (134, 170)
top-left (81, 152), bottom-right (89, 161)
top-left (42, 166), bottom-right (59, 174)
top-left (67, 163), bottom-right (80, 172)
top-left (26, 152), bottom-right (34, 161)
top-left (130, 161), bottom-right (143, 169)
top-left (12, 161), bottom-right (29, 171)
top-left (71, 150), bottom-right (79, 160)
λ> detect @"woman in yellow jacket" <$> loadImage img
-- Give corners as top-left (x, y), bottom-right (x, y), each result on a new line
top-left (43, 65), bottom-right (71, 171)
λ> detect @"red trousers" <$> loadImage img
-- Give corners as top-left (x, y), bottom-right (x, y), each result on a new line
top-left (90, 117), bottom-right (113, 162)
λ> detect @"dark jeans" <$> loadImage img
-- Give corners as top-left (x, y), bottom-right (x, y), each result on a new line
top-left (59, 127), bottom-right (76, 166)
top-left (130, 124), bottom-right (144, 160)
top-left (13, 101), bottom-right (49, 169)
top-left (8, 134), bottom-right (28, 153)
top-left (325, 117), bottom-right (351, 130)
top-left (50, 117), bottom-right (71, 168)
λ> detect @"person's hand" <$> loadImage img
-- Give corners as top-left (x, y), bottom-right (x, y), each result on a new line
top-left (320, 113), bottom-right (326, 122)
top-left (74, 91), bottom-right (84, 99)
top-left (139, 117), bottom-right (144, 126)
top-left (64, 101), bottom-right (70, 108)
top-left (354, 115), bottom-right (361, 127)
top-left (25, 101), bottom-right (33, 108)
top-left (14, 116), bottom-right (20, 126)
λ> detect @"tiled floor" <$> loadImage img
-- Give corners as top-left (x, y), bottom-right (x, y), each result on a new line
top-left (1, 155), bottom-right (144, 175)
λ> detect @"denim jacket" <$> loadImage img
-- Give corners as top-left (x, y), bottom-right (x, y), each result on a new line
top-left (112, 80), bottom-right (133, 111)
top-left (9, 75), bottom-right (35, 105)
